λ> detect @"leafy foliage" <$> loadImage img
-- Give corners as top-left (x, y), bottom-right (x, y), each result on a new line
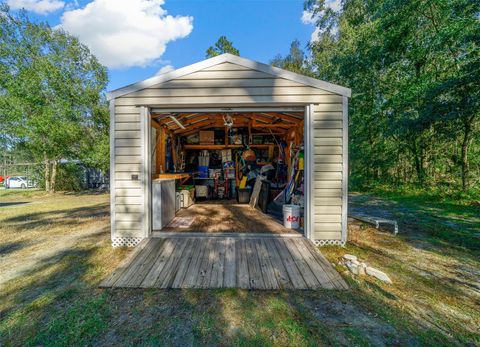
top-left (206, 35), bottom-right (240, 58)
top-left (270, 39), bottom-right (313, 76)
top-left (0, 5), bottom-right (108, 191)
top-left (304, 0), bottom-right (480, 191)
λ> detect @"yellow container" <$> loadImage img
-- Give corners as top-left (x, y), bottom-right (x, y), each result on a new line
top-left (239, 176), bottom-right (247, 189)
top-left (298, 157), bottom-right (304, 170)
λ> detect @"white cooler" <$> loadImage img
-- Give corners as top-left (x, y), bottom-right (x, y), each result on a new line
top-left (178, 188), bottom-right (194, 208)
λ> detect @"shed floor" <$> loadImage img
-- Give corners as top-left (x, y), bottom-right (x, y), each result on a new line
top-left (100, 235), bottom-right (348, 290)
top-left (159, 203), bottom-right (299, 234)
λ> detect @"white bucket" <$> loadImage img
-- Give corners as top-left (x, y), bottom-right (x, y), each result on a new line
top-left (283, 204), bottom-right (301, 229)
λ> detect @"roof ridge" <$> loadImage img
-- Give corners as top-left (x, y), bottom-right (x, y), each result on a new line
top-left (107, 53), bottom-right (351, 100)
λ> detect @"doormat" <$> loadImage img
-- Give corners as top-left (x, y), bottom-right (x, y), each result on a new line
top-left (168, 217), bottom-right (195, 228)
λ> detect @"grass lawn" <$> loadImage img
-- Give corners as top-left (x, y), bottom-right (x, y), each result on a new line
top-left (0, 189), bottom-right (479, 346)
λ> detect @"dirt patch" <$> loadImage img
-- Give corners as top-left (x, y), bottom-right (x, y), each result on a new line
top-left (303, 296), bottom-right (406, 346)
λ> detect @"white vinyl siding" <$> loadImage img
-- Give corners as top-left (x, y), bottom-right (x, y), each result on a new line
top-left (112, 104), bottom-right (143, 238)
top-left (311, 103), bottom-right (345, 241)
top-left (111, 61), bottom-right (348, 245)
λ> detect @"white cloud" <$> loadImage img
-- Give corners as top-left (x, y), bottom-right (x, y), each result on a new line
top-left (301, 0), bottom-right (342, 42)
top-left (310, 27), bottom-right (321, 42)
top-left (64, 0), bottom-right (79, 11)
top-left (58, 0), bottom-right (193, 69)
top-left (301, 10), bottom-right (315, 25)
top-left (156, 64), bottom-right (174, 75)
top-left (327, 0), bottom-right (342, 12)
top-left (7, 0), bottom-right (65, 15)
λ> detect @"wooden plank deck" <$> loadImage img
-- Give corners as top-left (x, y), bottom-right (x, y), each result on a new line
top-left (101, 234), bottom-right (348, 290)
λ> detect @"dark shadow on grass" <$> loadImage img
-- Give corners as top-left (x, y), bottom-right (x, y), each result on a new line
top-left (3, 203), bottom-right (110, 231)
top-left (0, 201), bottom-right (31, 207)
top-left (63, 189), bottom-right (108, 196)
top-left (0, 240), bottom-right (29, 256)
top-left (0, 226), bottom-right (112, 346)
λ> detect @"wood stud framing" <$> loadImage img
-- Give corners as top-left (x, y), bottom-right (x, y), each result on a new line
top-left (151, 111), bottom-right (304, 136)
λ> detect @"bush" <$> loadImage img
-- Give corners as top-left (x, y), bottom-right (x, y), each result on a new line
top-left (55, 163), bottom-right (85, 191)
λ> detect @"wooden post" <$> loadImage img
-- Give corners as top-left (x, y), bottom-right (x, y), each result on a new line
top-left (286, 143), bottom-right (291, 181)
top-left (267, 144), bottom-right (274, 161)
top-left (170, 133), bottom-right (177, 171)
top-left (156, 127), bottom-right (166, 174)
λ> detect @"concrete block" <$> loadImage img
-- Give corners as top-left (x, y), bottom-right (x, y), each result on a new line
top-left (343, 254), bottom-right (358, 262)
top-left (366, 267), bottom-right (392, 284)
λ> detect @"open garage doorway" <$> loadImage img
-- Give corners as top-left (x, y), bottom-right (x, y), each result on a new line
top-left (148, 107), bottom-right (307, 236)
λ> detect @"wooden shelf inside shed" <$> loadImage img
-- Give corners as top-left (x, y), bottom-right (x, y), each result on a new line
top-left (183, 144), bottom-right (274, 150)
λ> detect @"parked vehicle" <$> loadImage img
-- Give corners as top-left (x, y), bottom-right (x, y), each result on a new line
top-left (5, 176), bottom-right (35, 189)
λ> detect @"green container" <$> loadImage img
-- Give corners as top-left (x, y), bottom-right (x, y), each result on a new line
top-left (178, 185), bottom-right (194, 190)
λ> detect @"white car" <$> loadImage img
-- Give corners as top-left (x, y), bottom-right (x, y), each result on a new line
top-left (6, 176), bottom-right (30, 189)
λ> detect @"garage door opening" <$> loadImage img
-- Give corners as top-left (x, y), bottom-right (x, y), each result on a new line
top-left (149, 108), bottom-right (306, 236)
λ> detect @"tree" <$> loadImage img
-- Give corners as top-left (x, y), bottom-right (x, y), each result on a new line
top-left (0, 5), bottom-right (108, 192)
top-left (206, 36), bottom-right (240, 58)
top-left (305, 0), bottom-right (480, 191)
top-left (79, 102), bottom-right (110, 173)
top-left (270, 39), bottom-right (312, 75)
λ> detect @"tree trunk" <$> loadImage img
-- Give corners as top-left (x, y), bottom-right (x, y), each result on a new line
top-left (460, 116), bottom-right (473, 191)
top-left (409, 140), bottom-right (425, 184)
top-left (44, 155), bottom-right (51, 193)
top-left (50, 160), bottom-right (58, 193)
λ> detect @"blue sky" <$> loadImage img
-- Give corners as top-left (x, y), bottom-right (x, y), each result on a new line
top-left (7, 0), bottom-right (317, 91)
top-left (111, 0), bottom-right (314, 91)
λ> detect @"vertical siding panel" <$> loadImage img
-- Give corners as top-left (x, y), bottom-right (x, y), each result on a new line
top-left (311, 101), bottom-right (345, 245)
top-left (112, 102), bottom-right (143, 246)
top-left (341, 96), bottom-right (349, 244)
top-left (109, 100), bottom-right (116, 242)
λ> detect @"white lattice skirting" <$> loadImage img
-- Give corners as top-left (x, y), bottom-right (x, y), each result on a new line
top-left (112, 237), bottom-right (143, 247)
top-left (313, 239), bottom-right (346, 247)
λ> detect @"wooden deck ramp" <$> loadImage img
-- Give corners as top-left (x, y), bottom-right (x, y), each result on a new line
top-left (100, 234), bottom-right (348, 290)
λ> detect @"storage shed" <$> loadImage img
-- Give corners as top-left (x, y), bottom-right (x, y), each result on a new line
top-left (107, 53), bottom-right (351, 248)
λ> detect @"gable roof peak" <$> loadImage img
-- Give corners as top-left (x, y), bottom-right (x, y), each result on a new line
top-left (107, 54), bottom-right (351, 100)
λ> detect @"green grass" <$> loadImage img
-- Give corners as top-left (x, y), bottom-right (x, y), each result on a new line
top-left (353, 184), bottom-right (480, 254)
top-left (0, 188), bottom-right (45, 198)
top-left (368, 183), bottom-right (479, 211)
top-left (0, 190), bottom-right (479, 346)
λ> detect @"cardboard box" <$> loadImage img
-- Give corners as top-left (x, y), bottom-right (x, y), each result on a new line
top-left (221, 149), bottom-right (232, 162)
top-left (195, 185), bottom-right (209, 198)
top-left (225, 168), bottom-right (235, 179)
top-left (199, 131), bottom-right (214, 144)
top-left (209, 168), bottom-right (222, 178)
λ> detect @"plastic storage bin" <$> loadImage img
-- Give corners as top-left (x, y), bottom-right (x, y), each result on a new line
top-left (199, 165), bottom-right (209, 178)
top-left (236, 188), bottom-right (251, 204)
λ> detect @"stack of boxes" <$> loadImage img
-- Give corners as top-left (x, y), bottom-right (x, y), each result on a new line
top-left (221, 149), bottom-right (235, 179)
top-left (199, 131), bottom-right (214, 145)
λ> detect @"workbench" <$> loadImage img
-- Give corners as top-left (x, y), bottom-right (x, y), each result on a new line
top-left (153, 173), bottom-right (191, 185)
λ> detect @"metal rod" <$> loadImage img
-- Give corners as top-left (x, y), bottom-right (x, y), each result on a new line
top-left (168, 115), bottom-right (186, 129)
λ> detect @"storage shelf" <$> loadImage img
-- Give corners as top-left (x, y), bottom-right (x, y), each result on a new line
top-left (184, 144), bottom-right (242, 150)
top-left (184, 144), bottom-right (274, 150)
